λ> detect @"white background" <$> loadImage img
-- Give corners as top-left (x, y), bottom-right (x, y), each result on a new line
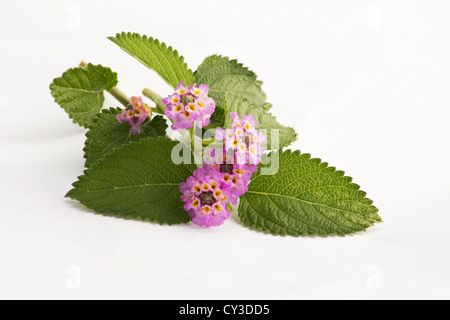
top-left (0, 0), bottom-right (449, 299)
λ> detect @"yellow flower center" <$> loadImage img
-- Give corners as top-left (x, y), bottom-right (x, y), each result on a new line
top-left (203, 206), bottom-right (211, 214)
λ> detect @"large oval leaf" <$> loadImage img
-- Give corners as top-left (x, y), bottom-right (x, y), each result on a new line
top-left (239, 150), bottom-right (381, 236)
top-left (67, 137), bottom-right (195, 225)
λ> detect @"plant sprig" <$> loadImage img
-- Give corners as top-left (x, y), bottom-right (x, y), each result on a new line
top-left (50, 32), bottom-right (380, 236)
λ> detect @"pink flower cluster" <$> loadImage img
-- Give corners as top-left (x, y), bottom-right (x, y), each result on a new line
top-left (117, 96), bottom-right (151, 134)
top-left (162, 82), bottom-right (215, 130)
top-left (180, 113), bottom-right (267, 228)
top-left (180, 166), bottom-right (232, 227)
top-left (215, 112), bottom-right (267, 165)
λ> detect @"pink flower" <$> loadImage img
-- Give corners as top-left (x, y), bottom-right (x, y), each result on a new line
top-left (179, 113), bottom-right (267, 228)
top-left (180, 166), bottom-right (231, 227)
top-left (205, 148), bottom-right (254, 205)
top-left (215, 112), bottom-right (267, 165)
top-left (117, 96), bottom-right (150, 134)
top-left (162, 82), bottom-right (215, 130)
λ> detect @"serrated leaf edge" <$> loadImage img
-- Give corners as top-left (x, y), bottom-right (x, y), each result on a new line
top-left (194, 54), bottom-right (260, 80)
top-left (108, 32), bottom-right (194, 88)
top-left (239, 149), bottom-right (381, 237)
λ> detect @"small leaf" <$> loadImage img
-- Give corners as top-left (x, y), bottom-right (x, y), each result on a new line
top-left (194, 55), bottom-right (267, 126)
top-left (50, 63), bottom-right (118, 128)
top-left (224, 94), bottom-right (298, 149)
top-left (84, 108), bottom-right (168, 168)
top-left (108, 32), bottom-right (194, 88)
top-left (239, 150), bottom-right (381, 236)
top-left (67, 137), bottom-right (196, 225)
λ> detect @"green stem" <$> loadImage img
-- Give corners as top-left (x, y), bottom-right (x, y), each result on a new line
top-left (202, 137), bottom-right (215, 147)
top-left (108, 87), bottom-right (130, 107)
top-left (78, 60), bottom-right (131, 108)
top-left (191, 122), bottom-right (203, 168)
top-left (190, 123), bottom-right (196, 151)
top-left (151, 107), bottom-right (160, 114)
top-left (150, 108), bottom-right (165, 115)
top-left (142, 88), bottom-right (165, 114)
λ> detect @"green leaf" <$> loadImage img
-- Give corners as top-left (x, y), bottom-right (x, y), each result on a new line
top-left (239, 150), bottom-right (381, 237)
top-left (194, 55), bottom-right (267, 126)
top-left (224, 94), bottom-right (298, 149)
top-left (84, 108), bottom-right (168, 168)
top-left (194, 55), bottom-right (267, 104)
top-left (67, 137), bottom-right (196, 225)
top-left (50, 63), bottom-right (118, 128)
top-left (108, 32), bottom-right (194, 88)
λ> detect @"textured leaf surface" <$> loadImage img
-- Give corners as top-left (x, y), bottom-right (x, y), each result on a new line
top-left (67, 137), bottom-right (195, 225)
top-left (239, 150), bottom-right (381, 236)
top-left (50, 63), bottom-right (118, 128)
top-left (224, 94), bottom-right (298, 149)
top-left (108, 32), bottom-right (194, 88)
top-left (194, 55), bottom-right (267, 126)
top-left (84, 108), bottom-right (168, 168)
